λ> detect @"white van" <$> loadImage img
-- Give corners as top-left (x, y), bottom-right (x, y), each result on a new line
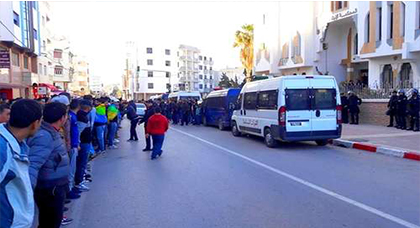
top-left (168, 91), bottom-right (202, 101)
top-left (231, 75), bottom-right (342, 147)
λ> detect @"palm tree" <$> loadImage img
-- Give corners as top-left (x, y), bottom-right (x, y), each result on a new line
top-left (233, 24), bottom-right (254, 83)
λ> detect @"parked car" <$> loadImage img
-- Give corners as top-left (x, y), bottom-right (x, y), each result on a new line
top-left (136, 103), bottom-right (146, 118)
top-left (231, 75), bottom-right (342, 147)
top-left (201, 88), bottom-right (241, 130)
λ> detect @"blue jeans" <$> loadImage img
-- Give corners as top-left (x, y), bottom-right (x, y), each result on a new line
top-left (75, 143), bottom-right (90, 185)
top-left (108, 122), bottom-right (118, 146)
top-left (96, 125), bottom-right (106, 151)
top-left (151, 134), bottom-right (165, 159)
top-left (68, 148), bottom-right (78, 190)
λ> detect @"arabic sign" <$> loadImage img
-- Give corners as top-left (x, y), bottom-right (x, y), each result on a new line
top-left (0, 50), bottom-right (10, 69)
top-left (331, 8), bottom-right (358, 21)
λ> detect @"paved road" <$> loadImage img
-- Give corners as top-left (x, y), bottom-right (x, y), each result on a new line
top-left (68, 120), bottom-right (420, 228)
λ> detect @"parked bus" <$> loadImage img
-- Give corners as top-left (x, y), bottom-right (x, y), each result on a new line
top-left (201, 88), bottom-right (241, 130)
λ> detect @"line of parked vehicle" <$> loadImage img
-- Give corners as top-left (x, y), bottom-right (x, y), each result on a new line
top-left (201, 75), bottom-right (343, 148)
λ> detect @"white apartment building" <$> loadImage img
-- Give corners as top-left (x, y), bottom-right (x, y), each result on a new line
top-left (37, 1), bottom-right (53, 85)
top-left (50, 36), bottom-right (73, 91)
top-left (254, 1), bottom-right (420, 90)
top-left (69, 55), bottom-right (90, 96)
top-left (219, 66), bottom-right (245, 84)
top-left (178, 44), bottom-right (217, 94)
top-left (89, 74), bottom-right (102, 94)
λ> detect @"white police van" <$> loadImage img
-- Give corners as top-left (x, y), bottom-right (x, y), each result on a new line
top-left (231, 75), bottom-right (342, 147)
top-left (168, 91), bottom-right (202, 101)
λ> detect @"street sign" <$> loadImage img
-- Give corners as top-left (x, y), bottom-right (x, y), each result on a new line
top-left (0, 50), bottom-right (11, 69)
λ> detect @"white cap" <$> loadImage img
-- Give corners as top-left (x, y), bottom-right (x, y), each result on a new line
top-left (51, 95), bottom-right (70, 105)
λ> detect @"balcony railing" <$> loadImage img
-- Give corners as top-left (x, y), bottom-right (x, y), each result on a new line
top-left (339, 81), bottom-right (420, 99)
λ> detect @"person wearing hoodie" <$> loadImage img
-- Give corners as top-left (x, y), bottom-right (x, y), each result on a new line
top-left (94, 98), bottom-right (108, 153)
top-left (27, 102), bottom-right (71, 228)
top-left (146, 107), bottom-right (169, 160)
top-left (67, 99), bottom-right (82, 199)
top-left (0, 99), bottom-right (42, 228)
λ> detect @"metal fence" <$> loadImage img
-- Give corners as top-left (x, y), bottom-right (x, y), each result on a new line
top-left (339, 81), bottom-right (420, 99)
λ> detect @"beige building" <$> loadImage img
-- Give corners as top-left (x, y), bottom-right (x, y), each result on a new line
top-left (69, 56), bottom-right (90, 96)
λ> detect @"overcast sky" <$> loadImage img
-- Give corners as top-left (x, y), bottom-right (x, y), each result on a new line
top-left (51, 1), bottom-right (275, 85)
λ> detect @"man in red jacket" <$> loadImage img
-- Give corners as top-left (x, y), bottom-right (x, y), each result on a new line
top-left (146, 107), bottom-right (169, 160)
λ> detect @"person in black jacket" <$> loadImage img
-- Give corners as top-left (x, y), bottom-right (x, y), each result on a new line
top-left (139, 101), bottom-right (155, 151)
top-left (127, 101), bottom-right (140, 141)
top-left (407, 89), bottom-right (419, 131)
top-left (75, 100), bottom-right (92, 191)
top-left (396, 89), bottom-right (408, 130)
top-left (340, 93), bottom-right (349, 124)
top-left (387, 90), bottom-right (398, 127)
top-left (348, 91), bottom-right (362, 124)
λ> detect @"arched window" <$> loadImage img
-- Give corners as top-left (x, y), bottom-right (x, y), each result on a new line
top-left (291, 32), bottom-right (302, 64)
top-left (354, 33), bottom-right (359, 55)
top-left (381, 64), bottom-right (393, 89)
top-left (399, 63), bottom-right (413, 88)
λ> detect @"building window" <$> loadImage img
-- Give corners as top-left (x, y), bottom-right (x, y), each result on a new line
top-left (38, 63), bottom-right (42, 74)
top-left (210, 76), bottom-right (213, 80)
top-left (401, 2), bottom-right (405, 37)
top-left (44, 65), bottom-right (47, 75)
top-left (199, 84), bottom-right (203, 89)
top-left (148, 71), bottom-right (153, 77)
top-left (210, 85), bottom-right (213, 89)
top-left (331, 1), bottom-right (348, 12)
top-left (147, 59), bottom-right (153, 65)
top-left (33, 29), bottom-right (38, 40)
top-left (199, 65), bottom-right (203, 70)
top-left (354, 33), bottom-right (358, 55)
top-left (399, 63), bottom-right (413, 88)
top-left (388, 3), bottom-right (393, 39)
top-left (42, 40), bottom-right (46, 51)
top-left (204, 56), bottom-right (207, 61)
top-left (11, 52), bottom-right (19, 67)
top-left (204, 75), bottom-right (207, 79)
top-left (165, 60), bottom-right (171, 66)
top-left (148, 83), bottom-right (153, 89)
top-left (147, 48), bottom-right (153, 54)
top-left (210, 67), bottom-right (212, 70)
top-left (199, 56), bottom-right (202, 60)
top-left (204, 66), bottom-right (207, 70)
top-left (199, 75), bottom-right (203, 79)
top-left (166, 72), bottom-right (170, 78)
top-left (13, 12), bottom-right (19, 26)
top-left (204, 84), bottom-right (208, 89)
top-left (209, 57), bottom-right (212, 61)
top-left (376, 6), bottom-right (382, 42)
top-left (54, 66), bottom-right (63, 75)
top-left (54, 49), bottom-right (62, 59)
top-left (42, 16), bottom-right (45, 26)
top-left (365, 13), bottom-right (370, 42)
top-left (23, 56), bottom-right (29, 69)
top-left (165, 49), bottom-right (170, 55)
top-left (417, 2), bottom-right (420, 29)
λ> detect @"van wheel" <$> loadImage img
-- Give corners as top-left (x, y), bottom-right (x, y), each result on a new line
top-left (218, 119), bottom-right (225, 131)
top-left (315, 140), bottom-right (328, 146)
top-left (264, 128), bottom-right (278, 148)
top-left (231, 121), bottom-right (241, 137)
top-left (202, 117), bottom-right (208, 126)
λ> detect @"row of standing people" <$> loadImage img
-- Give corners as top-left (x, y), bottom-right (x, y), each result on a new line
top-left (0, 94), bottom-right (124, 228)
top-left (387, 89), bottom-right (419, 131)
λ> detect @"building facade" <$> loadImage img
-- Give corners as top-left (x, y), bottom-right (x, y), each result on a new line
top-left (0, 1), bottom-right (41, 99)
top-left (254, 1), bottom-right (420, 91)
top-left (69, 55), bottom-right (90, 96)
top-left (89, 74), bottom-right (102, 95)
top-left (219, 66), bottom-right (245, 84)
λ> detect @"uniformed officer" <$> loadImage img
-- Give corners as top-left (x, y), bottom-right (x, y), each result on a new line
top-left (407, 89), bottom-right (419, 132)
top-left (387, 90), bottom-right (398, 127)
top-left (348, 91), bottom-right (362, 125)
top-left (396, 89), bottom-right (408, 130)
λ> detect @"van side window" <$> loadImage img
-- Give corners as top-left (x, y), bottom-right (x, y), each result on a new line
top-left (312, 89), bottom-right (336, 110)
top-left (244, 92), bottom-right (257, 110)
top-left (236, 94), bottom-right (243, 110)
top-left (258, 90), bottom-right (278, 110)
top-left (207, 97), bottom-right (225, 109)
top-left (285, 89), bottom-right (310, 110)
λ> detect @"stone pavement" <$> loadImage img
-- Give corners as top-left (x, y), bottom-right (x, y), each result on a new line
top-left (340, 123), bottom-right (420, 153)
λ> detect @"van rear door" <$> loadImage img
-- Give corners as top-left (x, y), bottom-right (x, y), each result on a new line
top-left (284, 79), bottom-right (312, 133)
top-left (311, 79), bottom-right (338, 132)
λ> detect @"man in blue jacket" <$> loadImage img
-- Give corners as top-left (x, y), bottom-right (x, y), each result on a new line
top-left (0, 99), bottom-right (42, 228)
top-left (27, 102), bottom-right (71, 228)
top-left (68, 99), bottom-right (82, 199)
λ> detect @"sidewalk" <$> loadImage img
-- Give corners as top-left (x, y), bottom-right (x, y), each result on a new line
top-left (331, 124), bottom-right (420, 161)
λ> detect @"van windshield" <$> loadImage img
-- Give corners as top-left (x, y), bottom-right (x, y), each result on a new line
top-left (313, 89), bottom-right (336, 110)
top-left (286, 89), bottom-right (310, 110)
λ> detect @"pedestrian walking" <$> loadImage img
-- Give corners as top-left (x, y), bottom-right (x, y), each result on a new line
top-left (387, 90), bottom-right (398, 127)
top-left (126, 101), bottom-right (140, 141)
top-left (139, 101), bottom-right (155, 151)
top-left (146, 107), bottom-right (169, 160)
top-left (396, 89), bottom-right (408, 130)
top-left (340, 93), bottom-right (349, 124)
top-left (28, 102), bottom-right (71, 228)
top-left (0, 99), bottom-right (42, 228)
top-left (407, 89), bottom-right (419, 131)
top-left (181, 100), bottom-right (190, 126)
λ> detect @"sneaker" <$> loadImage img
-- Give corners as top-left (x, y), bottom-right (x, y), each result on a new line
top-left (127, 139), bottom-right (134, 142)
top-left (61, 217), bottom-right (73, 226)
top-left (109, 145), bottom-right (118, 149)
top-left (75, 183), bottom-right (90, 192)
top-left (114, 139), bottom-right (120, 143)
top-left (66, 191), bottom-right (81, 199)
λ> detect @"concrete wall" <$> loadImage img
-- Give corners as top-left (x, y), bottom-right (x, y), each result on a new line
top-left (358, 99), bottom-right (389, 126)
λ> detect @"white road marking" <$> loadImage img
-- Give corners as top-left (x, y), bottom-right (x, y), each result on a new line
top-left (171, 127), bottom-right (420, 228)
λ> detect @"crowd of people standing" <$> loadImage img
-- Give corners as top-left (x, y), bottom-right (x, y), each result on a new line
top-left (387, 89), bottom-right (419, 131)
top-left (0, 93), bottom-right (125, 227)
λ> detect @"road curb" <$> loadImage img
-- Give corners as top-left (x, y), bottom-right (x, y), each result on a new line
top-left (330, 139), bottom-right (420, 162)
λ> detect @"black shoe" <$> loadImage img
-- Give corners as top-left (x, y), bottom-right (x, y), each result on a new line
top-left (407, 128), bottom-right (414, 131)
top-left (127, 139), bottom-right (133, 142)
top-left (414, 129), bottom-right (419, 132)
top-left (66, 191), bottom-right (81, 200)
top-left (143, 148), bottom-right (151, 152)
top-left (134, 139), bottom-right (139, 141)
top-left (65, 199), bottom-right (71, 204)
top-left (387, 125), bottom-right (393, 127)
